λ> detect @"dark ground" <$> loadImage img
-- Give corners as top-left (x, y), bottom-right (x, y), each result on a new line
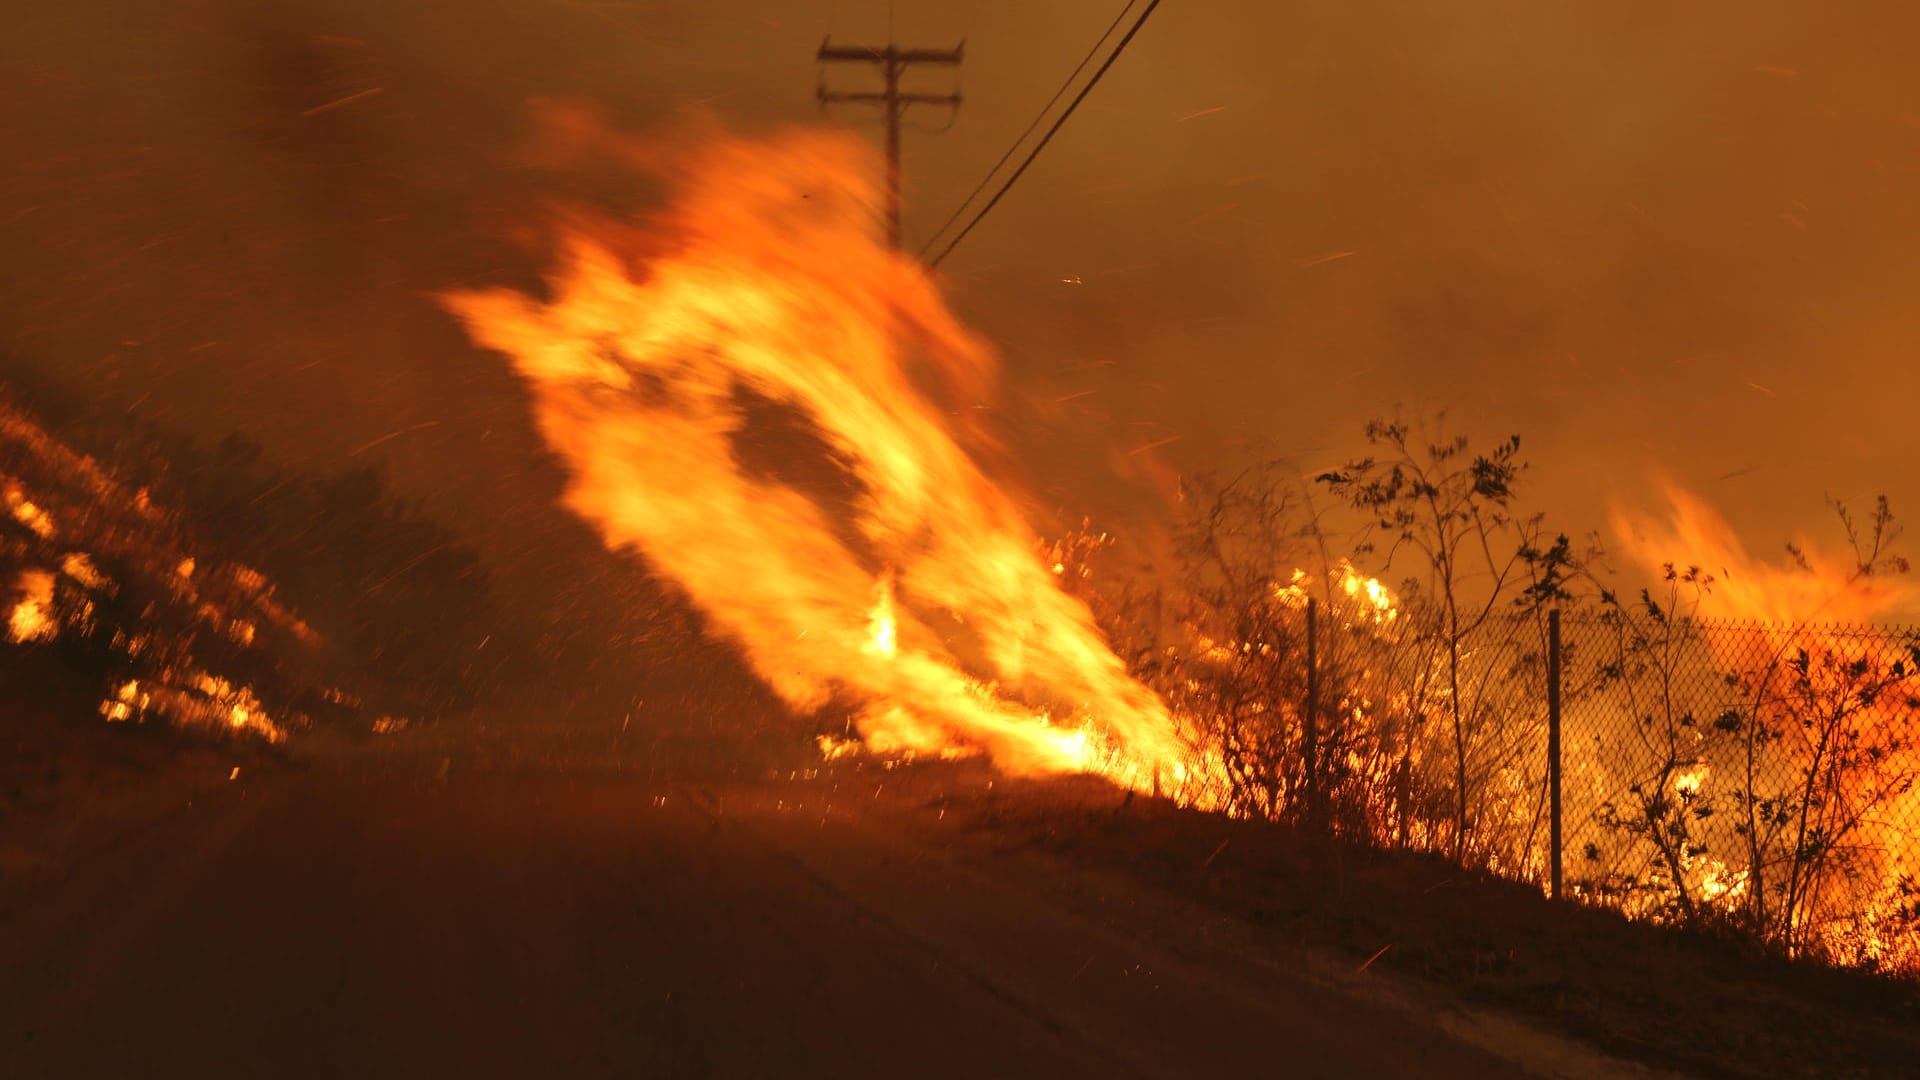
top-left (2, 720), bottom-right (1914, 1079)
top-left (4, 749), bottom-right (1540, 1080)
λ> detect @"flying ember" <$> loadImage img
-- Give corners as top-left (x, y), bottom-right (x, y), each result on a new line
top-left (442, 126), bottom-right (1188, 787)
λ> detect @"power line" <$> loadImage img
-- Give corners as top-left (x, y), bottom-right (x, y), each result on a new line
top-left (924, 0), bottom-right (1165, 268)
top-left (917, 0), bottom-right (1140, 259)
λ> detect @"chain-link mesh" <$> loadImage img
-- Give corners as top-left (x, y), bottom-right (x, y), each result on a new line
top-left (1316, 606), bottom-right (1920, 972)
top-left (1555, 612), bottom-right (1920, 971)
top-left (1303, 596), bottom-right (1557, 877)
top-left (1108, 543), bottom-right (1920, 974)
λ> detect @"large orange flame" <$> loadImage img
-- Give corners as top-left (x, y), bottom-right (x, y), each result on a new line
top-left (1610, 481), bottom-right (1916, 624)
top-left (442, 127), bottom-right (1186, 785)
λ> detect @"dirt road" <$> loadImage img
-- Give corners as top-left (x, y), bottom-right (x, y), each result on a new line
top-left (0, 765), bottom-right (1551, 1078)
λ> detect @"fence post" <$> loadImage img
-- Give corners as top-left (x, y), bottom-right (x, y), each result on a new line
top-left (1305, 597), bottom-right (1321, 830)
top-left (1548, 607), bottom-right (1563, 900)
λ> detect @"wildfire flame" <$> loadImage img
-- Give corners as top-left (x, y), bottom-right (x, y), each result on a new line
top-left (1613, 482), bottom-right (1919, 967)
top-left (865, 571), bottom-right (898, 659)
top-left (1611, 482), bottom-right (1916, 625)
top-left (8, 569), bottom-right (57, 643)
top-left (1274, 561), bottom-right (1399, 625)
top-left (0, 394), bottom-right (301, 744)
top-left (442, 126), bottom-right (1187, 785)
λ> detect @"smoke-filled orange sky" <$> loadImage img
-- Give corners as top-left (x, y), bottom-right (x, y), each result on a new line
top-left (3, 0), bottom-right (1917, 615)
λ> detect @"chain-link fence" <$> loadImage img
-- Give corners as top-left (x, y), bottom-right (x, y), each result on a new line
top-left (1181, 590), bottom-right (1920, 974)
top-left (1556, 612), bottom-right (1920, 972)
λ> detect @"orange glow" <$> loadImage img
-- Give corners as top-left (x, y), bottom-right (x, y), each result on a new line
top-left (1274, 561), bottom-right (1398, 625)
top-left (442, 127), bottom-right (1190, 787)
top-left (5, 479), bottom-right (58, 541)
top-left (865, 571), bottom-right (898, 659)
top-left (1612, 482), bottom-right (1918, 967)
top-left (1610, 481), bottom-right (1915, 625)
top-left (7, 569), bottom-right (57, 643)
top-left (1, 395), bottom-right (298, 745)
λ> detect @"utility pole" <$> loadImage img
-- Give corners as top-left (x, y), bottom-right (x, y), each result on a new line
top-left (816, 37), bottom-right (963, 249)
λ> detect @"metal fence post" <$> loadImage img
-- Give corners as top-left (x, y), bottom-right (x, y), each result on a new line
top-left (1305, 597), bottom-right (1321, 830)
top-left (1548, 607), bottom-right (1563, 900)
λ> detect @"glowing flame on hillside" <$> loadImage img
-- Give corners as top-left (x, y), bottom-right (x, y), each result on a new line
top-left (1275, 560), bottom-right (1399, 625)
top-left (0, 395), bottom-right (305, 744)
top-left (1611, 482), bottom-right (1916, 624)
top-left (443, 127), bottom-right (1187, 786)
top-left (1611, 482), bottom-right (1919, 967)
top-left (8, 569), bottom-right (57, 642)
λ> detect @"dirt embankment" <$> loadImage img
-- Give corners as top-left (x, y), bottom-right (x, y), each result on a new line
top-left (849, 762), bottom-right (1920, 1080)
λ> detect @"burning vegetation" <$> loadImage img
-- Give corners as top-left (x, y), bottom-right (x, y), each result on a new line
top-left (1, 395), bottom-right (305, 742)
top-left (0, 100), bottom-right (1905, 981)
top-left (1049, 428), bottom-right (1919, 974)
top-left (445, 122), bottom-right (1916, 975)
top-left (0, 381), bottom-right (509, 745)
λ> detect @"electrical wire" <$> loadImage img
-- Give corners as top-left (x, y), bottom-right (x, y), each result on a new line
top-left (923, 0), bottom-right (1165, 267)
top-left (916, 0), bottom-right (1140, 260)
